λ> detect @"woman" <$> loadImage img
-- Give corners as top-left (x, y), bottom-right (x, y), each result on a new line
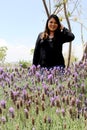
top-left (32, 14), bottom-right (75, 69)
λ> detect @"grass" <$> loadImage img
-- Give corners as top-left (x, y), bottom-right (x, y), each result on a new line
top-left (0, 60), bottom-right (87, 130)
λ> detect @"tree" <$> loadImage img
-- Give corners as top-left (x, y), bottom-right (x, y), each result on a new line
top-left (81, 42), bottom-right (87, 61)
top-left (41, 0), bottom-right (87, 67)
top-left (0, 46), bottom-right (8, 63)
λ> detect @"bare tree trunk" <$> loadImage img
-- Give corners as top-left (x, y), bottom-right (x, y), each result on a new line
top-left (42, 0), bottom-right (50, 18)
top-left (49, 0), bottom-right (51, 15)
top-left (81, 23), bottom-right (84, 44)
top-left (63, 1), bottom-right (72, 68)
top-left (81, 42), bottom-right (87, 61)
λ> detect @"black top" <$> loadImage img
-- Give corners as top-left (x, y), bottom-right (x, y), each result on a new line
top-left (33, 27), bottom-right (75, 68)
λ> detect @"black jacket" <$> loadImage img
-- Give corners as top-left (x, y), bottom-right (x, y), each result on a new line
top-left (33, 27), bottom-right (75, 68)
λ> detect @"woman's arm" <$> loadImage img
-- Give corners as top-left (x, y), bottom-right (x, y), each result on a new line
top-left (60, 25), bottom-right (75, 43)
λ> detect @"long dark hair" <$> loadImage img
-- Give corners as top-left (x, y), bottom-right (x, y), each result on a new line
top-left (45, 14), bottom-right (61, 34)
top-left (41, 14), bottom-right (61, 39)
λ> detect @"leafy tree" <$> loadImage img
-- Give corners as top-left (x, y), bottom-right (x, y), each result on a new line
top-left (30, 48), bottom-right (34, 55)
top-left (0, 46), bottom-right (8, 63)
top-left (19, 60), bottom-right (31, 68)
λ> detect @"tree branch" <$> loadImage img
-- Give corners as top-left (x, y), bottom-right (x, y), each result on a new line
top-left (42, 0), bottom-right (50, 17)
top-left (63, 0), bottom-right (72, 67)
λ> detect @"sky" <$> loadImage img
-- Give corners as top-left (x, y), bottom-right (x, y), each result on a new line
top-left (0, 0), bottom-right (87, 63)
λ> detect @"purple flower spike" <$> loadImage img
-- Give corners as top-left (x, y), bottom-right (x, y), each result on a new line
top-left (0, 67), bottom-right (3, 74)
top-left (24, 108), bottom-right (29, 119)
top-left (9, 107), bottom-right (15, 118)
top-left (47, 117), bottom-right (52, 124)
top-left (24, 108), bottom-right (28, 113)
top-left (9, 107), bottom-right (14, 113)
top-left (48, 74), bottom-right (53, 84)
top-left (0, 100), bottom-right (6, 108)
top-left (50, 96), bottom-right (57, 106)
top-left (48, 74), bottom-right (53, 80)
top-left (1, 116), bottom-right (6, 124)
top-left (31, 65), bottom-right (36, 74)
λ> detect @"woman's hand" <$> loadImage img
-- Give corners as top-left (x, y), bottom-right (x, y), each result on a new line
top-left (60, 24), bottom-right (64, 30)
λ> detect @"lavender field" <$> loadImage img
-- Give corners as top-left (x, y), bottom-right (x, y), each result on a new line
top-left (0, 58), bottom-right (87, 130)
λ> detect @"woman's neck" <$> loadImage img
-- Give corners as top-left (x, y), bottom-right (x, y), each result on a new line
top-left (49, 32), bottom-right (54, 38)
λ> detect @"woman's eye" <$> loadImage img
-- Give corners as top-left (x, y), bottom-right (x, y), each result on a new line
top-left (49, 21), bottom-right (53, 23)
top-left (50, 21), bottom-right (57, 24)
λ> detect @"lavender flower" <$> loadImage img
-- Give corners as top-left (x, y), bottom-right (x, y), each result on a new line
top-left (42, 84), bottom-right (48, 94)
top-left (9, 107), bottom-right (15, 118)
top-left (22, 89), bottom-right (27, 100)
top-left (31, 65), bottom-right (36, 74)
top-left (50, 97), bottom-right (55, 106)
top-left (24, 108), bottom-right (29, 119)
top-left (0, 67), bottom-right (3, 74)
top-left (0, 100), bottom-right (6, 108)
top-left (1, 116), bottom-right (6, 124)
top-left (47, 117), bottom-right (52, 124)
top-left (35, 72), bottom-right (40, 82)
top-left (48, 74), bottom-right (53, 84)
top-left (9, 107), bottom-right (14, 113)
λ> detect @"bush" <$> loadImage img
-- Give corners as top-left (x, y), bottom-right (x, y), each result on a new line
top-left (19, 60), bottom-right (31, 68)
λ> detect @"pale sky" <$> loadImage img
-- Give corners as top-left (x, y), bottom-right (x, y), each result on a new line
top-left (0, 0), bottom-right (87, 62)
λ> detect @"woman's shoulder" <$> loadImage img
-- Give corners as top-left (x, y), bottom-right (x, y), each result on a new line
top-left (37, 32), bottom-right (43, 39)
top-left (35, 32), bottom-right (44, 44)
top-left (40, 32), bottom-right (48, 40)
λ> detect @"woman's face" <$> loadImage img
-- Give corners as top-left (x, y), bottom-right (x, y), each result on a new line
top-left (48, 18), bottom-right (58, 32)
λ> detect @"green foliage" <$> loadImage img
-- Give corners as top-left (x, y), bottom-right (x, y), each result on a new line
top-left (0, 46), bottom-right (8, 63)
top-left (55, 2), bottom-right (63, 8)
top-left (19, 60), bottom-right (31, 68)
top-left (30, 48), bottom-right (34, 55)
top-left (64, 52), bottom-right (78, 66)
top-left (0, 55), bottom-right (87, 130)
top-left (68, 11), bottom-right (71, 17)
